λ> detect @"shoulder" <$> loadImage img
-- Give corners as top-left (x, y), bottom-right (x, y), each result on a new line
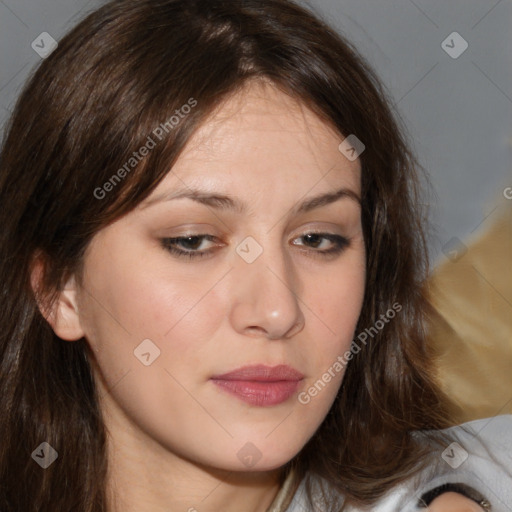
top-left (284, 415), bottom-right (512, 512)
top-left (410, 414), bottom-right (512, 511)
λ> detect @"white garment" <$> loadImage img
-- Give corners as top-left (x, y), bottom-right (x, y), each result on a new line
top-left (284, 414), bottom-right (512, 511)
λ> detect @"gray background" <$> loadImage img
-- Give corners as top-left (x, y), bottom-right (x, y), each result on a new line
top-left (1, 0), bottom-right (511, 266)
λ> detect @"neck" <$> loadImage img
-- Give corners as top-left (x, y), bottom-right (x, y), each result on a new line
top-left (107, 462), bottom-right (282, 512)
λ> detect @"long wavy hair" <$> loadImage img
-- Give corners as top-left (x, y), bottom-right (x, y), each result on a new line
top-left (0, 0), bottom-right (452, 510)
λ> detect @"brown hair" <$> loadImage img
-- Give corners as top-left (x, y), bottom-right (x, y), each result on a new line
top-left (0, 0), bottom-right (451, 510)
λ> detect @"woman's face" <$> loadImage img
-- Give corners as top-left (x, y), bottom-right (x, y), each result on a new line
top-left (65, 81), bottom-right (366, 472)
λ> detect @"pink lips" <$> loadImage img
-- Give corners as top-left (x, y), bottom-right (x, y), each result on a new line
top-left (210, 364), bottom-right (304, 406)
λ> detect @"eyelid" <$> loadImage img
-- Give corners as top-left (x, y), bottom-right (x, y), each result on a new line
top-left (160, 230), bottom-right (350, 261)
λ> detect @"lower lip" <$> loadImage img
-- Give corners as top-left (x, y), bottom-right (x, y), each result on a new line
top-left (211, 379), bottom-right (301, 406)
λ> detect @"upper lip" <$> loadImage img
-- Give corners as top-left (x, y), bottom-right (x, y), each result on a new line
top-left (211, 364), bottom-right (304, 381)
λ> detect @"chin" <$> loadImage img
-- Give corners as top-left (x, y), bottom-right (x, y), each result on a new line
top-left (237, 443), bottom-right (303, 472)
top-left (196, 440), bottom-right (303, 473)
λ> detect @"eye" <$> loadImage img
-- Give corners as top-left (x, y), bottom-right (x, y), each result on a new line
top-left (161, 234), bottom-right (219, 259)
top-left (292, 232), bottom-right (349, 257)
top-left (160, 232), bottom-right (350, 261)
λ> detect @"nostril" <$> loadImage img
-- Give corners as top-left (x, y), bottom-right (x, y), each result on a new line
top-left (246, 326), bottom-right (267, 337)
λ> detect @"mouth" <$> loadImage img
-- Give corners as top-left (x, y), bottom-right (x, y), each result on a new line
top-left (210, 364), bottom-right (304, 406)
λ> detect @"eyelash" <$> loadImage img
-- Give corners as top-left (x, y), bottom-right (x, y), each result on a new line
top-left (160, 232), bottom-right (350, 260)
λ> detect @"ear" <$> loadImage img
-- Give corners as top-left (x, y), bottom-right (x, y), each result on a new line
top-left (30, 256), bottom-right (85, 341)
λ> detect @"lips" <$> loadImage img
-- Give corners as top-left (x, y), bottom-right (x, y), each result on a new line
top-left (211, 364), bottom-right (304, 381)
top-left (210, 364), bottom-right (304, 406)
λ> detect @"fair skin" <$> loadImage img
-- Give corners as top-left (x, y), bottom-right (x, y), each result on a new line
top-left (34, 80), bottom-right (480, 512)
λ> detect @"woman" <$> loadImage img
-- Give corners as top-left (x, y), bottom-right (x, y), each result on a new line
top-left (0, 0), bottom-right (507, 510)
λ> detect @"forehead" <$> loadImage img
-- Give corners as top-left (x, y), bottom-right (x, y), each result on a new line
top-left (140, 80), bottom-right (362, 220)
top-left (165, 80), bottom-right (360, 188)
top-left (185, 80), bottom-right (347, 160)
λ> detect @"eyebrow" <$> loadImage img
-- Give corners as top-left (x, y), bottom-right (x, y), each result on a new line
top-left (140, 186), bottom-right (361, 214)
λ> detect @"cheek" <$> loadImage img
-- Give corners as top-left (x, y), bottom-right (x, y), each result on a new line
top-left (311, 262), bottom-right (365, 345)
top-left (301, 261), bottom-right (365, 394)
top-left (79, 258), bottom-right (227, 381)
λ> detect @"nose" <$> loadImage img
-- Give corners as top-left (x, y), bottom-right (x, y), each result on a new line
top-left (228, 237), bottom-right (305, 340)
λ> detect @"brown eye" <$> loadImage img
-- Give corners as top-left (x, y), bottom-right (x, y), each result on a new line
top-left (161, 234), bottom-right (219, 259)
top-left (293, 233), bottom-right (349, 256)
